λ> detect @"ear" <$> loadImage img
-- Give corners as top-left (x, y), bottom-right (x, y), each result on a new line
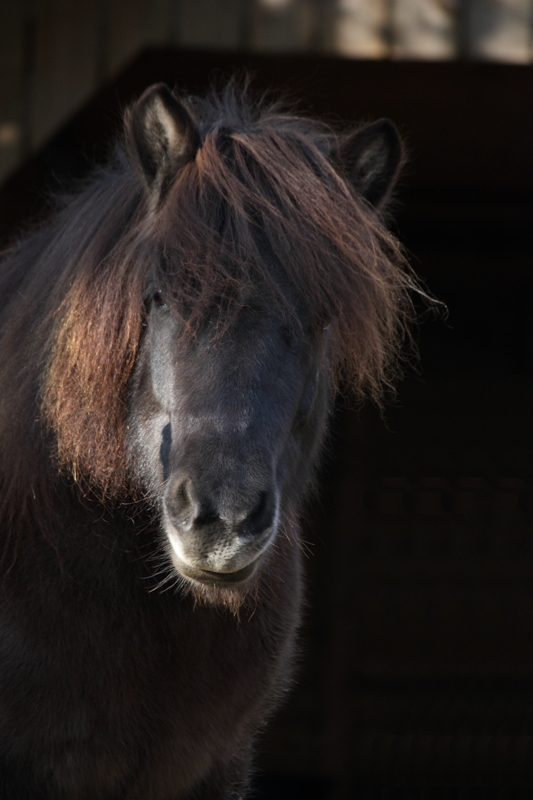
top-left (337, 119), bottom-right (403, 209)
top-left (126, 83), bottom-right (200, 198)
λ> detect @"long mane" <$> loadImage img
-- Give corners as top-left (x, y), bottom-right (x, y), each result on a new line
top-left (0, 85), bottom-right (416, 531)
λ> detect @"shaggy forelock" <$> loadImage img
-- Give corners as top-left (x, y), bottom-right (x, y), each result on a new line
top-left (152, 89), bottom-right (416, 396)
top-left (0, 86), bottom-right (417, 502)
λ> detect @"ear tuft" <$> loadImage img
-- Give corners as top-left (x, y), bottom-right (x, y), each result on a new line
top-left (337, 119), bottom-right (403, 209)
top-left (126, 83), bottom-right (200, 197)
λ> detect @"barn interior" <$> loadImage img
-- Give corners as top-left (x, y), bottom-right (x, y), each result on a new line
top-left (1, 4), bottom-right (533, 797)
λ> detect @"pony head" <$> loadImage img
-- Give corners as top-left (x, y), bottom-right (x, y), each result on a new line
top-left (36, 83), bottom-right (414, 599)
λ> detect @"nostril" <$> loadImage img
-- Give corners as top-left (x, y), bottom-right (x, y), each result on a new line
top-left (176, 480), bottom-right (191, 508)
top-left (166, 477), bottom-right (196, 528)
top-left (241, 491), bottom-right (276, 539)
top-left (194, 506), bottom-right (220, 528)
top-left (166, 476), bottom-right (221, 531)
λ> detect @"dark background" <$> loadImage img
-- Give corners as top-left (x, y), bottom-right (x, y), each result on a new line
top-left (1, 49), bottom-right (532, 798)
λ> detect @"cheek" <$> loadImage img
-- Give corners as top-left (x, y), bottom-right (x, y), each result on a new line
top-left (148, 338), bottom-right (178, 414)
top-left (126, 335), bottom-right (179, 489)
top-left (127, 406), bottom-right (170, 491)
top-left (289, 373), bottom-right (329, 470)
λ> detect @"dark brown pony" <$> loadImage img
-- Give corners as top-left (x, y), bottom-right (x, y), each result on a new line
top-left (0, 82), bottom-right (415, 799)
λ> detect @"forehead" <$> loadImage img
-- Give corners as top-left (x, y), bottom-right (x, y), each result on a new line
top-left (155, 251), bottom-right (313, 345)
top-left (153, 297), bottom-right (315, 385)
top-left (196, 297), bottom-right (309, 357)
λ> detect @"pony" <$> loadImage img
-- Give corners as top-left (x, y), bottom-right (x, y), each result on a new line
top-left (0, 81), bottom-right (414, 799)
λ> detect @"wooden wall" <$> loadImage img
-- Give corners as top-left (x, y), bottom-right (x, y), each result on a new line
top-left (1, 1), bottom-right (532, 186)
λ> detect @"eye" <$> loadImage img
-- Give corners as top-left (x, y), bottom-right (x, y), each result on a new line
top-left (152, 290), bottom-right (168, 309)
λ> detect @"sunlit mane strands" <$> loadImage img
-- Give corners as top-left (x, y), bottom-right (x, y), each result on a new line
top-left (0, 89), bottom-right (415, 505)
top-left (0, 81), bottom-right (419, 800)
top-left (155, 98), bottom-right (414, 397)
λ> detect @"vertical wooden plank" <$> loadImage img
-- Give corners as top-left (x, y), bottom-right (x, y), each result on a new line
top-left (249, 0), bottom-right (314, 53)
top-left (107, 0), bottom-right (172, 77)
top-left (392, 0), bottom-right (457, 59)
top-left (0, 2), bottom-right (26, 181)
top-left (330, 0), bottom-right (389, 58)
top-left (175, 0), bottom-right (244, 50)
top-left (31, 0), bottom-right (99, 150)
top-left (466, 0), bottom-right (531, 63)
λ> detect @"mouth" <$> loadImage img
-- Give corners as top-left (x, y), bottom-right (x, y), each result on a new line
top-left (170, 552), bottom-right (260, 586)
